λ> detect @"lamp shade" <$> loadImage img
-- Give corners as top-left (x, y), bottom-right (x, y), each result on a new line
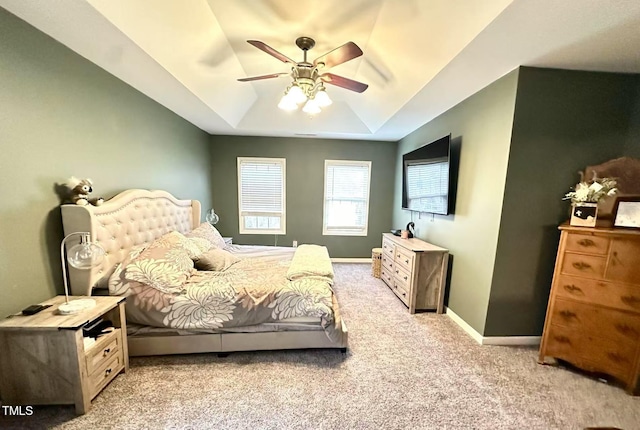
top-left (302, 98), bottom-right (321, 114)
top-left (67, 242), bottom-right (105, 269)
top-left (314, 87), bottom-right (332, 107)
top-left (288, 85), bottom-right (307, 104)
top-left (206, 208), bottom-right (219, 225)
top-left (278, 94), bottom-right (298, 111)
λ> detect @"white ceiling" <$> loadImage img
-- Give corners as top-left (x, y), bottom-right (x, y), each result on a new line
top-left (3, 0), bottom-right (640, 141)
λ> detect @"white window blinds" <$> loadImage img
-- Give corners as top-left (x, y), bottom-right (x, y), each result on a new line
top-left (323, 160), bottom-right (371, 236)
top-left (406, 160), bottom-right (448, 214)
top-left (237, 157), bottom-right (286, 234)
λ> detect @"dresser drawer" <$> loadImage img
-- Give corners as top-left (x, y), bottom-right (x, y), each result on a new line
top-left (394, 246), bottom-right (414, 273)
top-left (89, 354), bottom-right (123, 399)
top-left (545, 324), bottom-right (635, 381)
top-left (393, 266), bottom-right (411, 291)
top-left (551, 298), bottom-right (640, 343)
top-left (381, 253), bottom-right (394, 272)
top-left (561, 253), bottom-right (606, 278)
top-left (382, 238), bottom-right (395, 259)
top-left (85, 329), bottom-right (121, 375)
top-left (380, 266), bottom-right (393, 287)
top-left (565, 234), bottom-right (609, 255)
top-left (555, 275), bottom-right (640, 313)
top-left (391, 279), bottom-right (409, 305)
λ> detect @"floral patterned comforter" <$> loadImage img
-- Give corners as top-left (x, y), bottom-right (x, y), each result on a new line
top-left (122, 245), bottom-right (342, 341)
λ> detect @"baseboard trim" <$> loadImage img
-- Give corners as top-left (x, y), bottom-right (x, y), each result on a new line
top-left (331, 258), bottom-right (372, 263)
top-left (445, 308), bottom-right (541, 346)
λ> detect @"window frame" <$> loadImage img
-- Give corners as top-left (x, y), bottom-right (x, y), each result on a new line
top-left (237, 157), bottom-right (286, 235)
top-left (322, 159), bottom-right (372, 237)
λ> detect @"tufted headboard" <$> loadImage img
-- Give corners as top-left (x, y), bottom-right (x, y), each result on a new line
top-left (61, 189), bottom-right (201, 296)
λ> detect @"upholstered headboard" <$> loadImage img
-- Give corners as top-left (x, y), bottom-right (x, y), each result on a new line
top-left (61, 189), bottom-right (201, 296)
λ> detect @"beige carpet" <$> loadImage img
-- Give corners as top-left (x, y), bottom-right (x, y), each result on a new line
top-left (1, 263), bottom-right (639, 429)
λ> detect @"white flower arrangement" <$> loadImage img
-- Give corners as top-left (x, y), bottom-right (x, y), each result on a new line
top-left (564, 177), bottom-right (617, 204)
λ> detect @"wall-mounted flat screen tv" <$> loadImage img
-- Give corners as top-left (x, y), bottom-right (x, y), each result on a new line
top-left (401, 134), bottom-right (452, 215)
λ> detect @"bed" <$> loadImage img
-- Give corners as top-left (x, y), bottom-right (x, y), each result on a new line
top-left (60, 189), bottom-right (348, 356)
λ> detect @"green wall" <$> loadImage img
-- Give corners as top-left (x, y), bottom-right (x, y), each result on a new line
top-left (626, 78), bottom-right (640, 157)
top-left (485, 68), bottom-right (638, 336)
top-left (392, 70), bottom-right (520, 334)
top-left (209, 135), bottom-right (396, 258)
top-left (0, 8), bottom-right (211, 318)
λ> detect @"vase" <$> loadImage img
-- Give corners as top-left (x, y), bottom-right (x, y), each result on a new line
top-left (570, 202), bottom-right (598, 227)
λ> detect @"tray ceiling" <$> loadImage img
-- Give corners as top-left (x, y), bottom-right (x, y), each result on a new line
top-left (2, 0), bottom-right (640, 141)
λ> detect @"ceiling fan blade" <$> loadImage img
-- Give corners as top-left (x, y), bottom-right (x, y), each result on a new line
top-left (313, 42), bottom-right (363, 69)
top-left (237, 73), bottom-right (289, 82)
top-left (247, 40), bottom-right (295, 64)
top-left (320, 73), bottom-right (368, 93)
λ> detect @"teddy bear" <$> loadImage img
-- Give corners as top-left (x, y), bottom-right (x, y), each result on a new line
top-left (64, 176), bottom-right (104, 206)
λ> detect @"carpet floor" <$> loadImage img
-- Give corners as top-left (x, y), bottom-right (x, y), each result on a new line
top-left (1, 263), bottom-right (639, 429)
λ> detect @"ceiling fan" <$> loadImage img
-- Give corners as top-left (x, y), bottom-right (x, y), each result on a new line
top-left (237, 37), bottom-right (368, 114)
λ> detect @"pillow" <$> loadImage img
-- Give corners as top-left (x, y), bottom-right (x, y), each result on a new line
top-left (186, 223), bottom-right (227, 249)
top-left (150, 231), bottom-right (209, 259)
top-left (122, 234), bottom-right (195, 293)
top-left (193, 248), bottom-right (240, 271)
top-left (108, 245), bottom-right (147, 296)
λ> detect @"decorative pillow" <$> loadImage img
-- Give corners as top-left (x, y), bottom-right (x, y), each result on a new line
top-left (123, 234), bottom-right (195, 293)
top-left (193, 248), bottom-right (240, 271)
top-left (186, 223), bottom-right (227, 249)
top-left (108, 245), bottom-right (147, 296)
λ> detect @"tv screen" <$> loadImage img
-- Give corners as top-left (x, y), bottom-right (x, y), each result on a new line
top-left (402, 135), bottom-right (452, 215)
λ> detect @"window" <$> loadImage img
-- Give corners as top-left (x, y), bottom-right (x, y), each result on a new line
top-left (406, 159), bottom-right (448, 214)
top-left (323, 160), bottom-right (371, 236)
top-left (237, 157), bottom-right (286, 234)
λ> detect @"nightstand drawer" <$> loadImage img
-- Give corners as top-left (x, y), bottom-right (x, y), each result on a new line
top-left (90, 354), bottom-right (123, 399)
top-left (85, 329), bottom-right (121, 375)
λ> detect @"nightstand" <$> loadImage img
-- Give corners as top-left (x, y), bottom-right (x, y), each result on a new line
top-left (0, 296), bottom-right (128, 414)
top-left (223, 237), bottom-right (233, 245)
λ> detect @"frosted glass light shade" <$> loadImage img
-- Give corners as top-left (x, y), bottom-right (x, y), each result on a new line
top-left (288, 85), bottom-right (307, 104)
top-left (314, 88), bottom-right (332, 107)
top-left (302, 98), bottom-right (321, 114)
top-left (278, 94), bottom-right (298, 110)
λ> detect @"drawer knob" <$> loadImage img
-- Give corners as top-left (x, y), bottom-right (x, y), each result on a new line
top-left (405, 259), bottom-right (409, 264)
top-left (563, 284), bottom-right (584, 295)
top-left (621, 295), bottom-right (640, 308)
top-left (572, 261), bottom-right (592, 271)
top-left (614, 323), bottom-right (638, 338)
top-left (577, 239), bottom-right (595, 247)
top-left (559, 310), bottom-right (577, 320)
top-left (554, 335), bottom-right (571, 344)
top-left (403, 276), bottom-right (408, 281)
top-left (105, 368), bottom-right (112, 377)
top-left (402, 292), bottom-right (406, 297)
top-left (103, 348), bottom-right (111, 356)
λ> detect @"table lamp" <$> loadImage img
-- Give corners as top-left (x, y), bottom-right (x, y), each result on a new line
top-left (206, 208), bottom-right (219, 225)
top-left (58, 232), bottom-right (105, 315)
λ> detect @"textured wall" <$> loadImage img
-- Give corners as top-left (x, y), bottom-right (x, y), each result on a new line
top-left (0, 8), bottom-right (211, 318)
top-left (485, 68), bottom-right (639, 336)
top-left (392, 70), bottom-right (520, 334)
top-left (209, 135), bottom-right (396, 258)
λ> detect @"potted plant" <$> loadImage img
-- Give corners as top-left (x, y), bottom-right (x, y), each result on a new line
top-left (564, 177), bottom-right (617, 227)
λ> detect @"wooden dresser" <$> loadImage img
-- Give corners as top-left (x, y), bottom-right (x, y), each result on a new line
top-left (380, 233), bottom-right (449, 314)
top-left (538, 224), bottom-right (640, 394)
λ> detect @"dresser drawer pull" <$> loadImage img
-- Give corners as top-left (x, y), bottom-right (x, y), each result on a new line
top-left (405, 259), bottom-right (409, 264)
top-left (402, 292), bottom-right (406, 297)
top-left (621, 295), bottom-right (640, 308)
top-left (104, 368), bottom-right (113, 377)
top-left (558, 310), bottom-right (577, 320)
top-left (553, 335), bottom-right (571, 344)
top-left (572, 261), bottom-right (592, 271)
top-left (614, 323), bottom-right (638, 338)
top-left (577, 238), bottom-right (596, 247)
top-left (103, 348), bottom-right (111, 357)
top-left (606, 352), bottom-right (628, 364)
top-left (403, 275), bottom-right (408, 281)
top-left (563, 284), bottom-right (584, 295)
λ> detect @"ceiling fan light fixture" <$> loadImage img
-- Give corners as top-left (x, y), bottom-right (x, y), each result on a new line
top-left (302, 98), bottom-right (321, 115)
top-left (314, 87), bottom-right (332, 107)
top-left (278, 94), bottom-right (298, 111)
top-left (288, 85), bottom-right (307, 104)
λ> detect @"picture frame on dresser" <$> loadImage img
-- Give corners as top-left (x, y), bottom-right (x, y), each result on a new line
top-left (613, 196), bottom-right (640, 228)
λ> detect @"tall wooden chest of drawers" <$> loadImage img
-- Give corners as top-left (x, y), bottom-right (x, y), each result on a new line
top-left (538, 224), bottom-right (640, 394)
top-left (380, 233), bottom-right (449, 314)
